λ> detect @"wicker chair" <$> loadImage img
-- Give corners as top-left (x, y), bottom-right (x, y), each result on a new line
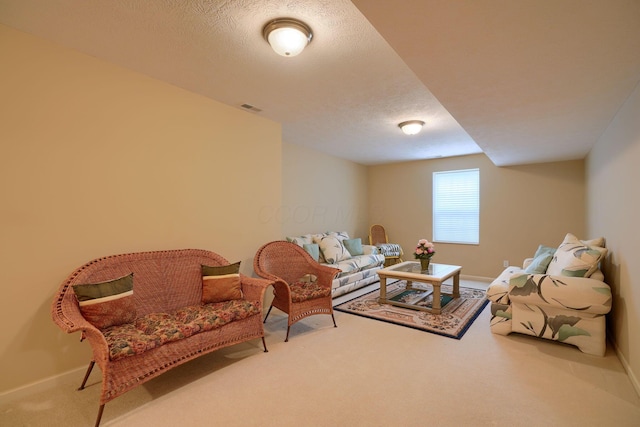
top-left (253, 241), bottom-right (340, 342)
top-left (369, 224), bottom-right (403, 266)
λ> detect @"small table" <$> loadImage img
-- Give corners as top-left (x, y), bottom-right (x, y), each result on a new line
top-left (377, 261), bottom-right (462, 314)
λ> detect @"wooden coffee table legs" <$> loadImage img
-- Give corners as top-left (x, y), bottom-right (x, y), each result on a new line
top-left (378, 269), bottom-right (461, 314)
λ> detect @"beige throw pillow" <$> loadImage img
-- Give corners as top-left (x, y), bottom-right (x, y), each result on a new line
top-left (546, 233), bottom-right (607, 277)
top-left (201, 262), bottom-right (243, 303)
top-left (313, 235), bottom-right (352, 264)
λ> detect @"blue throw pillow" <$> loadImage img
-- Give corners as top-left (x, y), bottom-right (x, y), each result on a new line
top-left (343, 238), bottom-right (364, 256)
top-left (303, 243), bottom-right (320, 262)
top-left (524, 245), bottom-right (556, 274)
top-left (524, 253), bottom-right (554, 274)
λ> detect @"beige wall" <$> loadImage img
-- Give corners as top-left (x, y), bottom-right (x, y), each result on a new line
top-left (281, 142), bottom-right (369, 241)
top-left (587, 82), bottom-right (640, 392)
top-left (368, 154), bottom-right (586, 278)
top-left (0, 26), bottom-right (282, 393)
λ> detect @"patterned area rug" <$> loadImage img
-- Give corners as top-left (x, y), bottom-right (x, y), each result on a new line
top-left (334, 281), bottom-right (489, 339)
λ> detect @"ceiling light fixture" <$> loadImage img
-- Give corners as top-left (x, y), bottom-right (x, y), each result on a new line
top-left (263, 18), bottom-right (313, 57)
top-left (398, 120), bottom-right (425, 135)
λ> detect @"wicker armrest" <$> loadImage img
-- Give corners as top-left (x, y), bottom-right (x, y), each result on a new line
top-left (240, 275), bottom-right (272, 301)
top-left (51, 282), bottom-right (97, 333)
top-left (312, 264), bottom-right (341, 289)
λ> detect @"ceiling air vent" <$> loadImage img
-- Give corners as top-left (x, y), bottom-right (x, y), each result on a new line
top-left (240, 103), bottom-right (262, 113)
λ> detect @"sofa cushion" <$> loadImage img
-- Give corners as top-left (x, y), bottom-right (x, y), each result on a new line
top-left (314, 235), bottom-right (352, 264)
top-left (343, 238), bottom-right (364, 256)
top-left (331, 253), bottom-right (385, 277)
top-left (286, 234), bottom-right (314, 247)
top-left (547, 233), bottom-right (607, 277)
top-left (201, 262), bottom-right (243, 303)
top-left (72, 273), bottom-right (136, 330)
top-left (327, 231), bottom-right (350, 242)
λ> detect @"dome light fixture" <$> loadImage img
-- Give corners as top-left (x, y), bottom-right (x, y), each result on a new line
top-left (398, 120), bottom-right (425, 135)
top-left (263, 18), bottom-right (313, 57)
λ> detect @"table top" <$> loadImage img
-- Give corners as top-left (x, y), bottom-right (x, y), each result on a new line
top-left (378, 261), bottom-right (461, 281)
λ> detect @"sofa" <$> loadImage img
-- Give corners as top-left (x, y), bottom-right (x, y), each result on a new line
top-left (51, 249), bottom-right (272, 426)
top-left (286, 231), bottom-right (386, 297)
top-left (486, 233), bottom-right (612, 356)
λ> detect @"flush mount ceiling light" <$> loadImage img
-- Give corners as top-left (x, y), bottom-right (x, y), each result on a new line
top-left (263, 18), bottom-right (313, 57)
top-left (398, 120), bottom-right (425, 135)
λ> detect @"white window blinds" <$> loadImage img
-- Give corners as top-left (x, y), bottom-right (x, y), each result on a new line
top-left (433, 169), bottom-right (480, 244)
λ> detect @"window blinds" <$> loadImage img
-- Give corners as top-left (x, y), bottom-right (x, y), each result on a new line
top-left (433, 169), bottom-right (479, 244)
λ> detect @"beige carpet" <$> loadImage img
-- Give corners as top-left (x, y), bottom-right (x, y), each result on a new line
top-left (1, 280), bottom-right (639, 426)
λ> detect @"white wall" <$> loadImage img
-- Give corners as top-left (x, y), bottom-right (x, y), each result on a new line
top-left (368, 154), bottom-right (586, 278)
top-left (281, 142), bottom-right (369, 241)
top-left (587, 81), bottom-right (640, 393)
top-left (0, 25), bottom-right (282, 393)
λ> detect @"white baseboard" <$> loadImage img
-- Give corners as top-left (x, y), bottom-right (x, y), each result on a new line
top-left (0, 365), bottom-right (86, 405)
top-left (460, 274), bottom-right (492, 284)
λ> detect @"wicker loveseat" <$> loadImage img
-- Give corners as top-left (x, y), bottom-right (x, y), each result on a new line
top-left (51, 249), bottom-right (272, 426)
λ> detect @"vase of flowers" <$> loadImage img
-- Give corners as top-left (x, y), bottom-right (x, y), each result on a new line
top-left (414, 239), bottom-right (435, 271)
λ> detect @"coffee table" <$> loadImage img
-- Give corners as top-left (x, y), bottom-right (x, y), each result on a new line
top-left (377, 261), bottom-right (462, 314)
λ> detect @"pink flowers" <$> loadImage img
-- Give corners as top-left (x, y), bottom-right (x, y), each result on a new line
top-left (414, 239), bottom-right (435, 259)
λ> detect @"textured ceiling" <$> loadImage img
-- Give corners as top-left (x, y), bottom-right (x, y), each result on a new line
top-left (1, 0), bottom-right (639, 166)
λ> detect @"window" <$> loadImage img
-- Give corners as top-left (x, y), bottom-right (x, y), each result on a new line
top-left (433, 168), bottom-right (479, 244)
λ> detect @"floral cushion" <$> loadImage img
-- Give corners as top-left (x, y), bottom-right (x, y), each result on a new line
top-left (289, 280), bottom-right (331, 303)
top-left (547, 233), bottom-right (607, 277)
top-left (103, 300), bottom-right (261, 361)
top-left (103, 323), bottom-right (163, 360)
top-left (313, 235), bottom-right (352, 264)
top-left (175, 300), bottom-right (260, 333)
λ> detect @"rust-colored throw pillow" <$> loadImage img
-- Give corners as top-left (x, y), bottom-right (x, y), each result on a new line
top-left (201, 262), bottom-right (243, 304)
top-left (72, 273), bottom-right (136, 329)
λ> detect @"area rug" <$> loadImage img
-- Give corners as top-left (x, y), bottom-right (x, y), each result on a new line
top-left (334, 281), bottom-right (489, 339)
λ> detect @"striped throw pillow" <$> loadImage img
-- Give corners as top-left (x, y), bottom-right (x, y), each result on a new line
top-left (72, 273), bottom-right (135, 329)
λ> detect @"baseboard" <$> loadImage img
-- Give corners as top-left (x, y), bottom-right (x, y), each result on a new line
top-left (460, 274), bottom-right (492, 284)
top-left (0, 365), bottom-right (86, 405)
top-left (609, 335), bottom-right (640, 398)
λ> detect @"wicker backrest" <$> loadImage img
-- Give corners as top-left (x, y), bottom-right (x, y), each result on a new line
top-left (369, 224), bottom-right (388, 246)
top-left (56, 249), bottom-right (230, 318)
top-left (253, 241), bottom-right (317, 284)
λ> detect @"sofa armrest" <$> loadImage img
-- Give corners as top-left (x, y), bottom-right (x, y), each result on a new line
top-left (486, 266), bottom-right (524, 304)
top-left (508, 273), bottom-right (612, 314)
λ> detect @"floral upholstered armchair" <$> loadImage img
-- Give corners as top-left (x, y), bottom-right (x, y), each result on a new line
top-left (486, 233), bottom-right (612, 356)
